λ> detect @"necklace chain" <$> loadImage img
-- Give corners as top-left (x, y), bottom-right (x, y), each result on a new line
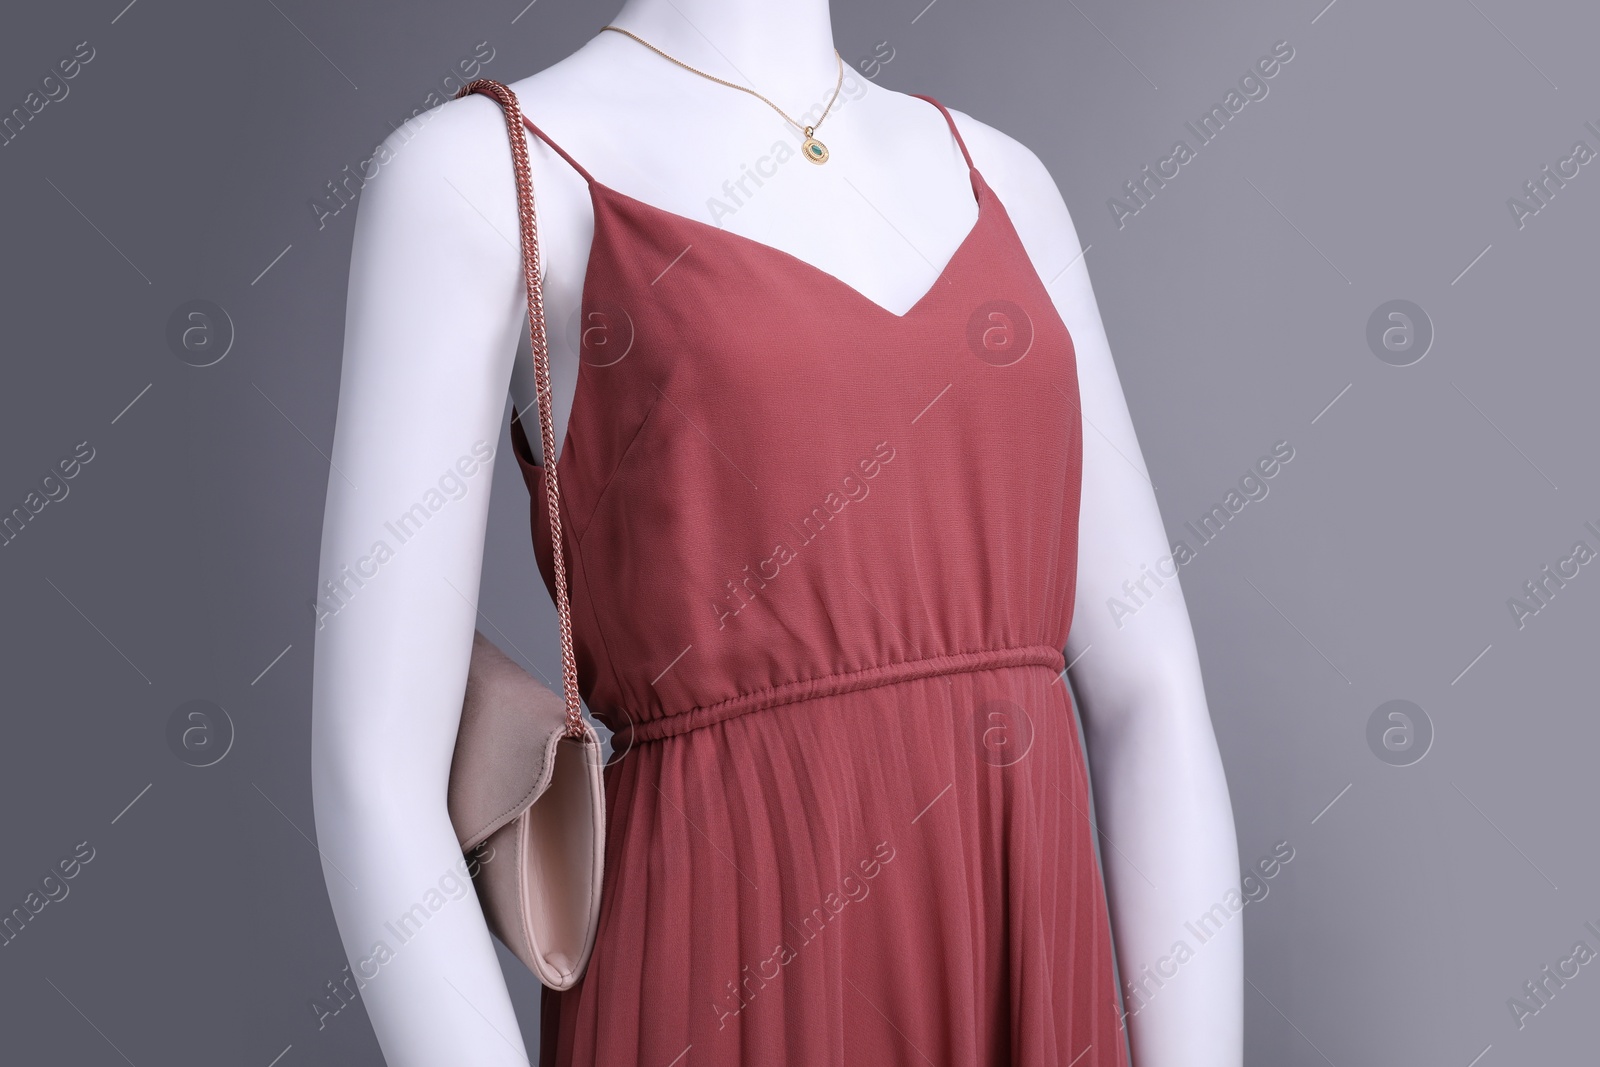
top-left (599, 24), bottom-right (844, 156)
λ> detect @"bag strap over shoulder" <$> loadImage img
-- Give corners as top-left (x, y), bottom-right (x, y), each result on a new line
top-left (454, 78), bottom-right (585, 739)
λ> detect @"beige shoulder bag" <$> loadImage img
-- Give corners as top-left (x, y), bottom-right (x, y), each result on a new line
top-left (446, 78), bottom-right (606, 992)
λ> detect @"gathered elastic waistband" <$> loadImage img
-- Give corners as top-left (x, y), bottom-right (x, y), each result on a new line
top-left (605, 644), bottom-right (1067, 748)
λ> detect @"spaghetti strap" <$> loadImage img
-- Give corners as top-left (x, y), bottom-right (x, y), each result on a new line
top-left (519, 114), bottom-right (597, 186)
top-left (910, 94), bottom-right (976, 173)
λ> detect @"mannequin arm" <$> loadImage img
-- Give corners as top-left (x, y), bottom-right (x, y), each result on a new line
top-left (310, 95), bottom-right (539, 1066)
top-left (962, 117), bottom-right (1245, 1066)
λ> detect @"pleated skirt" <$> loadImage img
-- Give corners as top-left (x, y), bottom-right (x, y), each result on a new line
top-left (537, 661), bottom-right (1130, 1067)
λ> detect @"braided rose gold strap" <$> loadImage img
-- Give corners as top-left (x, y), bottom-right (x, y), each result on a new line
top-left (455, 79), bottom-right (586, 739)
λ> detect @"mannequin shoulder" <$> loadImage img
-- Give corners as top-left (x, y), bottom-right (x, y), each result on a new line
top-left (350, 80), bottom-right (593, 269)
top-left (342, 93), bottom-right (525, 267)
top-left (389, 89), bottom-right (523, 172)
top-left (935, 103), bottom-right (1086, 273)
top-left (932, 104), bottom-right (1076, 222)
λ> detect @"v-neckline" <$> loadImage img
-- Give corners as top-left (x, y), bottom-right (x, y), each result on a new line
top-left (584, 165), bottom-right (991, 321)
top-left (520, 165), bottom-right (992, 476)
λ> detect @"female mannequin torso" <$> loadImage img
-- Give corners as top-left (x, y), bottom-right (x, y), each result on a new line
top-left (497, 29), bottom-right (992, 453)
top-left (311, 2), bottom-right (1243, 1065)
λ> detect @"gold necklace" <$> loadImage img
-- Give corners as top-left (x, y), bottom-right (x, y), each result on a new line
top-left (599, 24), bottom-right (844, 164)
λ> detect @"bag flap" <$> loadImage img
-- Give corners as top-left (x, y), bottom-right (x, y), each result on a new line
top-left (449, 629), bottom-right (573, 851)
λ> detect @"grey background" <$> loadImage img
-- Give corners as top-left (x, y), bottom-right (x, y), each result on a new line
top-left (2, 0), bottom-right (1596, 1063)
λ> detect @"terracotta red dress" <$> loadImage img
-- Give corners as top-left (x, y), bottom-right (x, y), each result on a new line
top-left (509, 95), bottom-right (1130, 1067)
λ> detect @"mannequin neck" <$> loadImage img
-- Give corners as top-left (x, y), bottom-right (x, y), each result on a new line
top-left (605, 0), bottom-right (839, 103)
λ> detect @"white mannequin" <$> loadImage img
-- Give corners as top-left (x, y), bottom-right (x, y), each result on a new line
top-left (311, 2), bottom-right (1242, 1064)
